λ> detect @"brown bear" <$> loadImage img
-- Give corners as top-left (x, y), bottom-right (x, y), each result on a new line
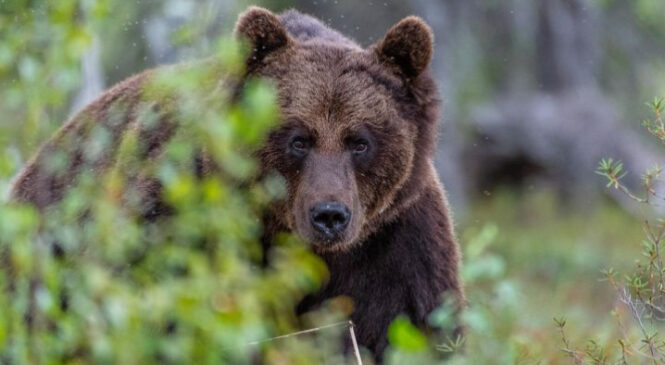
top-left (10, 6), bottom-right (464, 360)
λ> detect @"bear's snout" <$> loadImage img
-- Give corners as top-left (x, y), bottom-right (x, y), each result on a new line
top-left (309, 201), bottom-right (351, 241)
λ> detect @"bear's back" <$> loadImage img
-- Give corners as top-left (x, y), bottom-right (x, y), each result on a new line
top-left (279, 10), bottom-right (360, 49)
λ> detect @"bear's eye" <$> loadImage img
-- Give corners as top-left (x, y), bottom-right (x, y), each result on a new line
top-left (351, 139), bottom-right (369, 155)
top-left (290, 137), bottom-right (309, 154)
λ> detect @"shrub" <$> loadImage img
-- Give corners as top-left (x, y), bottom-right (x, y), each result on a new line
top-left (0, 4), bottom-right (351, 363)
top-left (557, 97), bottom-right (665, 364)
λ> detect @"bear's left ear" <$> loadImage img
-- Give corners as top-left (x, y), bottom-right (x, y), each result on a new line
top-left (234, 6), bottom-right (291, 65)
top-left (374, 16), bottom-right (433, 78)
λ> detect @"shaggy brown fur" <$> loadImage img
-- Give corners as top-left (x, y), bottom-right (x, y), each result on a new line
top-left (10, 6), bottom-right (465, 360)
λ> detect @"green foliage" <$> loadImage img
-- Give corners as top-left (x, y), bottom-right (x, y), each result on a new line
top-left (0, 3), bottom-right (350, 364)
top-left (0, 0), bottom-right (110, 159)
top-left (556, 98), bottom-right (665, 364)
top-left (596, 158), bottom-right (627, 189)
top-left (388, 316), bottom-right (428, 351)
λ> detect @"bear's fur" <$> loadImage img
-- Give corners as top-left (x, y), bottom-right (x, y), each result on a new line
top-left (10, 7), bottom-right (464, 360)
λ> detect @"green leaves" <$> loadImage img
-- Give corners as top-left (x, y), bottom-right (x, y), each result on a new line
top-left (0, 5), bottom-right (340, 363)
top-left (388, 316), bottom-right (428, 351)
top-left (586, 97), bottom-right (665, 363)
top-left (596, 158), bottom-right (627, 189)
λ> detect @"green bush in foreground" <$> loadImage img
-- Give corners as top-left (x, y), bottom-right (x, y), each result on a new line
top-left (0, 5), bottom-right (351, 361)
top-left (557, 97), bottom-right (665, 364)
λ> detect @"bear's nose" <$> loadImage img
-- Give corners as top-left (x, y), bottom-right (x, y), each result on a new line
top-left (310, 201), bottom-right (351, 239)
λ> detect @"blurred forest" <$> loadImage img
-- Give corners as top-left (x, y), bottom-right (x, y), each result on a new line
top-left (2, 0), bottom-right (665, 363)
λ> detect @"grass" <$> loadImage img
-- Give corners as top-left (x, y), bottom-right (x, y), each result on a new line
top-left (455, 188), bottom-right (645, 363)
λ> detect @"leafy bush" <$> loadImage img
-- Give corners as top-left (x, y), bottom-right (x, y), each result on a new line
top-left (555, 97), bottom-right (665, 364)
top-left (0, 3), bottom-right (354, 364)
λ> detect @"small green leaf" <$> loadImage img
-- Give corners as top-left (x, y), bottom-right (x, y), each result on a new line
top-left (388, 316), bottom-right (428, 352)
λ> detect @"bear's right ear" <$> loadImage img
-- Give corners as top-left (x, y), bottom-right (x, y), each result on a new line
top-left (234, 7), bottom-right (291, 65)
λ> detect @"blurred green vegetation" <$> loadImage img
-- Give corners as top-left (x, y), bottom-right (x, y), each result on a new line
top-left (0, 2), bottom-right (346, 364)
top-left (453, 191), bottom-right (643, 363)
top-left (0, 0), bottom-right (106, 166)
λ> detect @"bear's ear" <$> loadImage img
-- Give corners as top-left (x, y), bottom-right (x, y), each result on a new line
top-left (374, 16), bottom-right (433, 78)
top-left (234, 7), bottom-right (291, 64)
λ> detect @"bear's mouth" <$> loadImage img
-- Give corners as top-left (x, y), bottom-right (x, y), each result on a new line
top-left (297, 225), bottom-right (354, 253)
top-left (309, 230), bottom-right (350, 251)
top-left (307, 233), bottom-right (357, 253)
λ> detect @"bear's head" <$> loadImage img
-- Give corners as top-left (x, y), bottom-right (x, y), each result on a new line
top-left (235, 7), bottom-right (439, 252)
